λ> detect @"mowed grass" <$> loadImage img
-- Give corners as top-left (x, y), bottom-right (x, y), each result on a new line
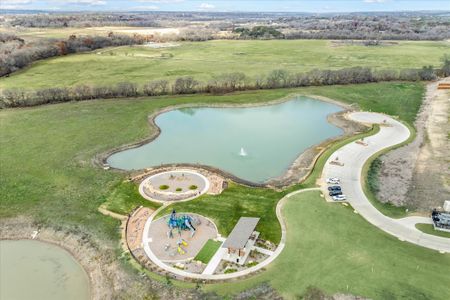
top-left (194, 239), bottom-right (222, 264)
top-left (415, 224), bottom-right (450, 239)
top-left (157, 183), bottom-right (282, 243)
top-left (1, 82), bottom-right (436, 298)
top-left (204, 191), bottom-right (450, 300)
top-left (0, 82), bottom-right (424, 241)
top-left (1, 39), bottom-right (448, 89)
top-left (103, 181), bottom-right (161, 215)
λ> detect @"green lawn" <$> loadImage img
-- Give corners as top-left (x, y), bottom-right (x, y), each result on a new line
top-left (0, 82), bottom-right (424, 242)
top-left (204, 191), bottom-right (450, 300)
top-left (194, 239), bottom-right (222, 264)
top-left (157, 183), bottom-right (282, 243)
top-left (415, 224), bottom-right (450, 239)
top-left (1, 82), bottom-right (432, 298)
top-left (103, 181), bottom-right (161, 215)
top-left (1, 39), bottom-right (448, 90)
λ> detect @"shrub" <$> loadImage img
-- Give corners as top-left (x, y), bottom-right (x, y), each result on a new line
top-left (159, 185), bottom-right (169, 190)
top-left (189, 185), bottom-right (198, 190)
top-left (175, 187), bottom-right (182, 192)
top-left (224, 268), bottom-right (237, 274)
top-left (246, 261), bottom-right (258, 267)
top-left (367, 158), bottom-right (382, 194)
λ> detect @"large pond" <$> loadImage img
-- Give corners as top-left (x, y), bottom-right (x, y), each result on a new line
top-left (0, 240), bottom-right (90, 300)
top-left (107, 97), bottom-right (343, 183)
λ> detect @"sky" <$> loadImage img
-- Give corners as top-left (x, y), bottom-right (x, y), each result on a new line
top-left (1, 0), bottom-right (450, 13)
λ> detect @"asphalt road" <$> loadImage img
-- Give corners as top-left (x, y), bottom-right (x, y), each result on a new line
top-left (322, 112), bottom-right (450, 253)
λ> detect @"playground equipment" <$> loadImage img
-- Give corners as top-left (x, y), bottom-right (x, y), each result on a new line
top-left (167, 209), bottom-right (197, 239)
top-left (177, 238), bottom-right (188, 254)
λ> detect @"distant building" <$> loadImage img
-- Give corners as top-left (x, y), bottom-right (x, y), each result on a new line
top-left (222, 217), bottom-right (260, 265)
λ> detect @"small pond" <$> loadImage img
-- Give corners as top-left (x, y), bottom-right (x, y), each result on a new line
top-left (107, 96), bottom-right (343, 183)
top-left (0, 240), bottom-right (90, 300)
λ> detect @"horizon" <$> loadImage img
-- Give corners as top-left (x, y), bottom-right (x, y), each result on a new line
top-left (2, 0), bottom-right (450, 13)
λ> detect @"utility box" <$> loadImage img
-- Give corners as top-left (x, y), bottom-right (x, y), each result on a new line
top-left (444, 201), bottom-right (450, 212)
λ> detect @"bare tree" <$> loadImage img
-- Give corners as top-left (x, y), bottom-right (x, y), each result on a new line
top-left (172, 77), bottom-right (199, 94)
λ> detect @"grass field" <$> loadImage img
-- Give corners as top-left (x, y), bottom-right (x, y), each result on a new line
top-left (194, 239), bottom-right (222, 264)
top-left (0, 82), bottom-right (424, 241)
top-left (204, 191), bottom-right (450, 299)
top-left (1, 82), bottom-right (432, 298)
top-left (415, 224), bottom-right (450, 238)
top-left (103, 181), bottom-right (161, 215)
top-left (0, 26), bottom-right (180, 40)
top-left (1, 39), bottom-right (448, 90)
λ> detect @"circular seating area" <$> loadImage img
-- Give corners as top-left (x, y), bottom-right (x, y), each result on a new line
top-left (139, 170), bottom-right (210, 202)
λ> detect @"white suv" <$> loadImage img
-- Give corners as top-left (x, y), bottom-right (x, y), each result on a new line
top-left (326, 177), bottom-right (340, 184)
top-left (332, 195), bottom-right (347, 201)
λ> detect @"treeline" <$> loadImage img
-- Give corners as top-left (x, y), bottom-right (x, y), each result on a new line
top-left (5, 13), bottom-right (160, 28)
top-left (2, 60), bottom-right (449, 109)
top-left (0, 32), bottom-right (146, 77)
top-left (4, 12), bottom-right (450, 41)
top-left (279, 15), bottom-right (450, 41)
top-left (233, 26), bottom-right (284, 39)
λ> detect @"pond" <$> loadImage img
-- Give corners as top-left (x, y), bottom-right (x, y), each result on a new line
top-left (0, 240), bottom-right (90, 300)
top-left (107, 96), bottom-right (343, 183)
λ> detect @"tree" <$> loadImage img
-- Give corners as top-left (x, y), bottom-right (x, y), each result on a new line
top-left (116, 82), bottom-right (138, 97)
top-left (266, 69), bottom-right (290, 88)
top-left (143, 80), bottom-right (169, 96)
top-left (418, 66), bottom-right (436, 81)
top-left (172, 76), bottom-right (198, 94)
top-left (208, 72), bottom-right (247, 93)
top-left (440, 55), bottom-right (450, 77)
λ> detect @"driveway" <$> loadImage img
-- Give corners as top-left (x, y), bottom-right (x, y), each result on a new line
top-left (322, 112), bottom-right (450, 253)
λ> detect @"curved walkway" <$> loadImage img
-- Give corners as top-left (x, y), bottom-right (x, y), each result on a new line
top-left (322, 112), bottom-right (450, 253)
top-left (141, 188), bottom-right (319, 280)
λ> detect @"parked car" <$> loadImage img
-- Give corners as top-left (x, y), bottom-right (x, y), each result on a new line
top-left (332, 195), bottom-right (347, 201)
top-left (328, 185), bottom-right (341, 191)
top-left (329, 190), bottom-right (343, 196)
top-left (326, 177), bottom-right (340, 184)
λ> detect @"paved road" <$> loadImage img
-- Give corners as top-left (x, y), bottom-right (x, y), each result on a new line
top-left (322, 112), bottom-right (450, 253)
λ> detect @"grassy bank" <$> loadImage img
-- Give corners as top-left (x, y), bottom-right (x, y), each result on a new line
top-left (415, 224), bottom-right (450, 238)
top-left (0, 82), bottom-right (430, 299)
top-left (1, 39), bottom-right (448, 90)
top-left (204, 191), bottom-right (450, 299)
top-left (0, 82), bottom-right (424, 241)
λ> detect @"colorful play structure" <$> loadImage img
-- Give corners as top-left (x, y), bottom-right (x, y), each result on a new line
top-left (167, 209), bottom-right (197, 236)
top-left (167, 209), bottom-right (197, 254)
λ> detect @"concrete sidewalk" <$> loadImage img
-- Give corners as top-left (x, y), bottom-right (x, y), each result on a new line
top-left (202, 247), bottom-right (226, 275)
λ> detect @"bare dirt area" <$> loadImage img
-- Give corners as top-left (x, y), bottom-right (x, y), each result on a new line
top-left (376, 79), bottom-right (450, 210)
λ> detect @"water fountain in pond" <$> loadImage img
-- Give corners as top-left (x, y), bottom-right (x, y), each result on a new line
top-left (239, 147), bottom-right (248, 157)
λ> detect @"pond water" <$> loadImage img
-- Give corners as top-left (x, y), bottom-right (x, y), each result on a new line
top-left (0, 240), bottom-right (90, 300)
top-left (107, 97), bottom-right (343, 183)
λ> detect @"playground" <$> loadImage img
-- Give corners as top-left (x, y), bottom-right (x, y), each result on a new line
top-left (139, 170), bottom-right (209, 202)
top-left (146, 210), bottom-right (218, 262)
